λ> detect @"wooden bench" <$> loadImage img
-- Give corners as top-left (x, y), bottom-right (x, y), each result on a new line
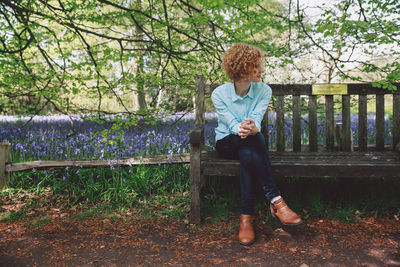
top-left (189, 76), bottom-right (400, 224)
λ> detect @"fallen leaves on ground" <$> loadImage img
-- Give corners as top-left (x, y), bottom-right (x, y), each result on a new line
top-left (1, 213), bottom-right (399, 266)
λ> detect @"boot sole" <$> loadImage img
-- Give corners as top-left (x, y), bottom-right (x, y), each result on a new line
top-left (239, 238), bottom-right (255, 246)
top-left (271, 212), bottom-right (303, 226)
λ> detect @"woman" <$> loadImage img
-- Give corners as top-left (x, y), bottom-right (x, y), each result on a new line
top-left (211, 43), bottom-right (302, 246)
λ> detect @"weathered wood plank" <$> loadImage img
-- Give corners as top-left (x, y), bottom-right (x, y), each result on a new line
top-left (376, 94), bottom-right (385, 151)
top-left (202, 158), bottom-right (400, 178)
top-left (0, 143), bottom-right (11, 188)
top-left (190, 144), bottom-right (202, 224)
top-left (358, 95), bottom-right (368, 152)
top-left (202, 150), bottom-right (400, 161)
top-left (203, 163), bottom-right (400, 178)
top-left (276, 96), bottom-right (285, 152)
top-left (204, 82), bottom-right (400, 96)
top-left (325, 95), bottom-right (334, 151)
top-left (190, 128), bottom-right (204, 146)
top-left (195, 75), bottom-right (206, 148)
top-left (261, 112), bottom-right (269, 150)
top-left (335, 123), bottom-right (343, 151)
top-left (6, 153), bottom-right (191, 173)
top-left (393, 94), bottom-right (400, 150)
top-left (293, 95), bottom-right (301, 152)
top-left (308, 95), bottom-right (318, 152)
top-left (201, 150), bottom-right (400, 178)
top-left (270, 83), bottom-right (399, 96)
top-left (271, 164), bottom-right (400, 178)
top-left (342, 95), bottom-right (352, 151)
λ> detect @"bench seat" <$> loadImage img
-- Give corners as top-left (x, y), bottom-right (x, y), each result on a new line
top-left (201, 150), bottom-right (400, 178)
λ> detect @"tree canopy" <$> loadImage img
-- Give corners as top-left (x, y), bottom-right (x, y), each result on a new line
top-left (0, 0), bottom-right (398, 117)
top-left (292, 0), bottom-right (400, 88)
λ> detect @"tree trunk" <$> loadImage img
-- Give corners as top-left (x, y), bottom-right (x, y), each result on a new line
top-left (134, 0), bottom-right (147, 110)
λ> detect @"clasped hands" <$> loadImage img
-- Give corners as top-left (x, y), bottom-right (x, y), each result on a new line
top-left (238, 118), bottom-right (258, 139)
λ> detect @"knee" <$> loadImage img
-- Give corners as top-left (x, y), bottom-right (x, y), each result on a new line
top-left (239, 148), bottom-right (254, 166)
top-left (254, 132), bottom-right (267, 146)
top-left (247, 133), bottom-right (268, 151)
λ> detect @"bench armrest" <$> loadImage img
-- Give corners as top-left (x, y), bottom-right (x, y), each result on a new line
top-left (396, 142), bottom-right (400, 154)
top-left (190, 128), bottom-right (204, 146)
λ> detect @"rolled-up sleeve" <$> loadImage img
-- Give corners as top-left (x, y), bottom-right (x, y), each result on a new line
top-left (211, 90), bottom-right (240, 135)
top-left (249, 85), bottom-right (271, 131)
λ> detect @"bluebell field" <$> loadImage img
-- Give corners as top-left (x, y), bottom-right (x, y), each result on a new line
top-left (1, 112), bottom-right (397, 209)
top-left (0, 112), bottom-right (394, 162)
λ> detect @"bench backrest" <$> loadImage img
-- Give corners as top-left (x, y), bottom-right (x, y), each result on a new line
top-left (194, 75), bottom-right (400, 153)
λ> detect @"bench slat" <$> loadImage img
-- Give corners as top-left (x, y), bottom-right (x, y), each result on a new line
top-left (293, 95), bottom-right (302, 152)
top-left (308, 95), bottom-right (318, 152)
top-left (269, 84), bottom-right (400, 96)
top-left (205, 83), bottom-right (400, 96)
top-left (358, 95), bottom-right (368, 152)
top-left (276, 96), bottom-right (285, 152)
top-left (202, 163), bottom-right (400, 178)
top-left (202, 150), bottom-right (400, 159)
top-left (376, 94), bottom-right (385, 151)
top-left (261, 112), bottom-right (269, 150)
top-left (394, 94), bottom-right (400, 150)
top-left (201, 151), bottom-right (400, 178)
top-left (342, 95), bottom-right (352, 151)
top-left (326, 95), bottom-right (334, 151)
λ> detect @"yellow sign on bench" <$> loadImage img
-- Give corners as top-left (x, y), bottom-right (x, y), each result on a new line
top-left (312, 84), bottom-right (348, 95)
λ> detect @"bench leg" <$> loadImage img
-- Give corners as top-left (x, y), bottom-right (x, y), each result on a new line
top-left (190, 175), bottom-right (202, 224)
top-left (189, 144), bottom-right (202, 224)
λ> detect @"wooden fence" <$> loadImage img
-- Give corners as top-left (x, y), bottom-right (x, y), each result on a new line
top-left (0, 142), bottom-right (189, 188)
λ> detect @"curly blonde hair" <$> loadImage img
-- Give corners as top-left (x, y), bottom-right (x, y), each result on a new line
top-left (222, 43), bottom-right (266, 81)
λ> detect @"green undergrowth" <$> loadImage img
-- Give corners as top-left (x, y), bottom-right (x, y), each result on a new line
top-left (1, 165), bottom-right (400, 225)
top-left (7, 164), bottom-right (190, 207)
top-left (201, 176), bottom-right (400, 224)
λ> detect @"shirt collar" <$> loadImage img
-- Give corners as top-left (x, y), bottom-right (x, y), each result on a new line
top-left (231, 82), bottom-right (254, 102)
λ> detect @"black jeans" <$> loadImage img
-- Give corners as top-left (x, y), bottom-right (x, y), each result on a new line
top-left (215, 132), bottom-right (280, 215)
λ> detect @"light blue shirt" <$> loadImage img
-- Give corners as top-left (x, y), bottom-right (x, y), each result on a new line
top-left (211, 82), bottom-right (272, 141)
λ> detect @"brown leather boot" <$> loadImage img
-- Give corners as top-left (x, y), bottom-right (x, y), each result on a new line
top-left (270, 198), bottom-right (303, 226)
top-left (238, 214), bottom-right (255, 245)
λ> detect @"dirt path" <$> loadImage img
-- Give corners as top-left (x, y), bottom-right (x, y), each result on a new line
top-left (1, 216), bottom-right (400, 266)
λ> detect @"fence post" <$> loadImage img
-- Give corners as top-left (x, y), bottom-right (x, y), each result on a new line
top-left (0, 143), bottom-right (11, 188)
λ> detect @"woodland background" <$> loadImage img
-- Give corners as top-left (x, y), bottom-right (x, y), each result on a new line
top-left (1, 0), bottom-right (399, 119)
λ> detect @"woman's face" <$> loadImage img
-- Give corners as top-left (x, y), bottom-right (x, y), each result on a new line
top-left (248, 58), bottom-right (264, 82)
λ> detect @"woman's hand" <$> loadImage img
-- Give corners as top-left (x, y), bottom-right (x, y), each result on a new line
top-left (238, 120), bottom-right (251, 139)
top-left (238, 118), bottom-right (258, 139)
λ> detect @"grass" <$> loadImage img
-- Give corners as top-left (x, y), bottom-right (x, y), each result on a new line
top-left (26, 216), bottom-right (52, 229)
top-left (77, 207), bottom-right (102, 220)
top-left (200, 176), bottom-right (400, 224)
top-left (0, 165), bottom-right (400, 227)
top-left (1, 175), bottom-right (399, 226)
top-left (2, 162), bottom-right (400, 225)
top-left (0, 210), bottom-right (26, 222)
top-left (7, 163), bottom-right (190, 208)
